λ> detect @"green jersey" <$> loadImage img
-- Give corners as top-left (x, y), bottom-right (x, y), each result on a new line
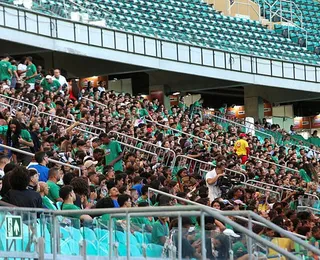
top-left (100, 141), bottom-right (123, 171)
top-left (40, 79), bottom-right (61, 92)
top-left (25, 63), bottom-right (37, 83)
top-left (0, 60), bottom-right (11, 81)
top-left (47, 180), bottom-right (60, 202)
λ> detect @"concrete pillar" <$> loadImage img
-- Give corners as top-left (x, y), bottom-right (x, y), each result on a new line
top-left (244, 86), bottom-right (264, 121)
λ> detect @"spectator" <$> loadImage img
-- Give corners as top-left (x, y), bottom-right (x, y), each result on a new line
top-left (27, 169), bottom-right (39, 191)
top-left (0, 54), bottom-right (12, 82)
top-left (0, 155), bottom-right (9, 178)
top-left (206, 161), bottom-right (226, 203)
top-left (99, 133), bottom-right (123, 171)
top-left (40, 75), bottom-right (61, 92)
top-left (28, 151), bottom-right (49, 182)
top-left (2, 166), bottom-right (42, 208)
top-left (38, 181), bottom-right (56, 210)
top-left (59, 185), bottom-right (92, 221)
top-left (234, 133), bottom-right (249, 164)
top-left (47, 167), bottom-right (62, 203)
top-left (151, 216), bottom-right (169, 245)
top-left (24, 56), bottom-right (37, 91)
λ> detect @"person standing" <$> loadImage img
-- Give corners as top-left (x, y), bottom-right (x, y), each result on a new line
top-left (0, 54), bottom-right (12, 83)
top-left (206, 161), bottom-right (226, 203)
top-left (10, 59), bottom-right (19, 89)
top-left (24, 56), bottom-right (37, 91)
top-left (53, 68), bottom-right (67, 92)
top-left (234, 133), bottom-right (250, 164)
top-left (99, 133), bottom-right (123, 172)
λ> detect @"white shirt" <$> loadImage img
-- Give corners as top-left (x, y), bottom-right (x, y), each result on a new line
top-left (206, 169), bottom-right (221, 203)
top-left (98, 86), bottom-right (106, 93)
top-left (18, 64), bottom-right (27, 77)
top-left (55, 75), bottom-right (67, 87)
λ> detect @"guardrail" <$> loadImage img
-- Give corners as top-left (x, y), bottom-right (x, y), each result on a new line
top-left (0, 144), bottom-right (81, 175)
top-left (247, 179), bottom-right (319, 205)
top-left (250, 155), bottom-right (299, 173)
top-left (109, 130), bottom-right (176, 167)
top-left (0, 94), bottom-right (38, 121)
top-left (0, 2), bottom-right (319, 84)
top-left (38, 112), bottom-right (105, 136)
top-left (145, 119), bottom-right (219, 147)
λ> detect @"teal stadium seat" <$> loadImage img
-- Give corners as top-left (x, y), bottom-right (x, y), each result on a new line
top-left (3, 0), bottom-right (319, 64)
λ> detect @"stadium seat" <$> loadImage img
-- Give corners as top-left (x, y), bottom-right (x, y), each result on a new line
top-left (4, 0), bottom-right (319, 63)
top-left (146, 243), bottom-right (163, 257)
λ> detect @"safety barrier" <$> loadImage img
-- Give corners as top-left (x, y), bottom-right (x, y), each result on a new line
top-left (145, 119), bottom-right (219, 147)
top-left (38, 112), bottom-right (105, 136)
top-left (249, 155), bottom-right (299, 173)
top-left (241, 182), bottom-right (282, 200)
top-left (109, 130), bottom-right (176, 167)
top-left (0, 205), bottom-right (310, 260)
top-left (0, 101), bottom-right (12, 113)
top-left (0, 144), bottom-right (81, 175)
top-left (0, 94), bottom-right (38, 121)
top-left (246, 179), bottom-right (319, 207)
top-left (209, 114), bottom-right (273, 142)
top-left (82, 97), bottom-right (108, 109)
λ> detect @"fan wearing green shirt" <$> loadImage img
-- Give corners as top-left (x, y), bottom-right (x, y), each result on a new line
top-left (60, 185), bottom-right (92, 221)
top-left (151, 217), bottom-right (169, 245)
top-left (46, 167), bottom-right (63, 203)
top-left (40, 75), bottom-right (61, 93)
top-left (24, 56), bottom-right (37, 91)
top-left (99, 133), bottom-right (123, 172)
top-left (0, 54), bottom-right (12, 82)
top-left (38, 182), bottom-right (57, 210)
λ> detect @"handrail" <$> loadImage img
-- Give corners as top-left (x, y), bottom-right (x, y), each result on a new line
top-left (0, 144), bottom-right (81, 175)
top-left (241, 182), bottom-right (282, 200)
top-left (297, 206), bottom-right (320, 213)
top-left (82, 97), bottom-right (108, 108)
top-left (174, 154), bottom-right (247, 181)
top-left (144, 119), bottom-right (219, 146)
top-left (247, 179), bottom-right (320, 201)
top-left (0, 101), bottom-right (12, 112)
top-left (148, 188), bottom-right (307, 241)
top-left (39, 112), bottom-right (105, 135)
top-left (249, 155), bottom-right (299, 173)
top-left (114, 140), bottom-right (158, 158)
top-left (210, 113), bottom-right (273, 140)
top-left (109, 130), bottom-right (176, 166)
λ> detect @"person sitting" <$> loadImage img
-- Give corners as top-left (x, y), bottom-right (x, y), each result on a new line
top-left (28, 151), bottom-right (49, 182)
top-left (60, 185), bottom-right (92, 222)
top-left (2, 166), bottom-right (42, 208)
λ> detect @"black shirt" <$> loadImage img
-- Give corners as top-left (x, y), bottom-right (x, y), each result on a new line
top-left (2, 189), bottom-right (42, 208)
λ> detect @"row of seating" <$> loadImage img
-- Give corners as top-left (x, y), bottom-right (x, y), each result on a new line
top-left (3, 0), bottom-right (320, 65)
top-left (257, 0), bottom-right (320, 55)
top-left (0, 218), bottom-right (164, 257)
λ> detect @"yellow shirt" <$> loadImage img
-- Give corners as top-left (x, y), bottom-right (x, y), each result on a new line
top-left (234, 139), bottom-right (249, 156)
top-left (268, 238), bottom-right (294, 260)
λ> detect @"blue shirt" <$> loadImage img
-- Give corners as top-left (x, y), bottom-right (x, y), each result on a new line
top-left (132, 184), bottom-right (143, 197)
top-left (28, 164), bottom-right (49, 182)
top-left (113, 199), bottom-right (120, 208)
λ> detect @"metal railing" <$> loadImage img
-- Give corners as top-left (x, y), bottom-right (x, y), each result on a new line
top-left (250, 155), bottom-right (299, 173)
top-left (148, 188), bottom-right (307, 241)
top-left (109, 130), bottom-right (176, 167)
top-left (241, 181), bottom-right (282, 200)
top-left (0, 94), bottom-right (38, 121)
top-left (145, 119), bottom-right (219, 147)
top-left (0, 101), bottom-right (12, 113)
top-left (82, 97), bottom-right (108, 109)
top-left (247, 179), bottom-right (320, 205)
top-left (210, 113), bottom-right (274, 142)
top-left (38, 112), bottom-right (105, 136)
top-left (1, 204), bottom-right (318, 259)
top-left (0, 144), bottom-right (81, 174)
top-left (0, 3), bottom-right (319, 84)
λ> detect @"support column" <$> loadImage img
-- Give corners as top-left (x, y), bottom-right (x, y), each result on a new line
top-left (244, 86), bottom-right (264, 122)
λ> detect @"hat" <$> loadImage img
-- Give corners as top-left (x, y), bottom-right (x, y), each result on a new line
top-left (239, 133), bottom-right (247, 138)
top-left (234, 199), bottom-right (246, 206)
top-left (223, 229), bottom-right (240, 238)
top-left (84, 160), bottom-right (98, 169)
top-left (45, 75), bottom-right (53, 80)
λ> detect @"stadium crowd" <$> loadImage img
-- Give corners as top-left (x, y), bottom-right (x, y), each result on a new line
top-left (0, 54), bottom-right (320, 258)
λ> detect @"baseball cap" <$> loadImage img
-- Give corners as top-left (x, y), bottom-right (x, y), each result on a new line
top-left (223, 229), bottom-right (240, 238)
top-left (84, 160), bottom-right (98, 169)
top-left (239, 133), bottom-right (247, 138)
top-left (45, 75), bottom-right (53, 80)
